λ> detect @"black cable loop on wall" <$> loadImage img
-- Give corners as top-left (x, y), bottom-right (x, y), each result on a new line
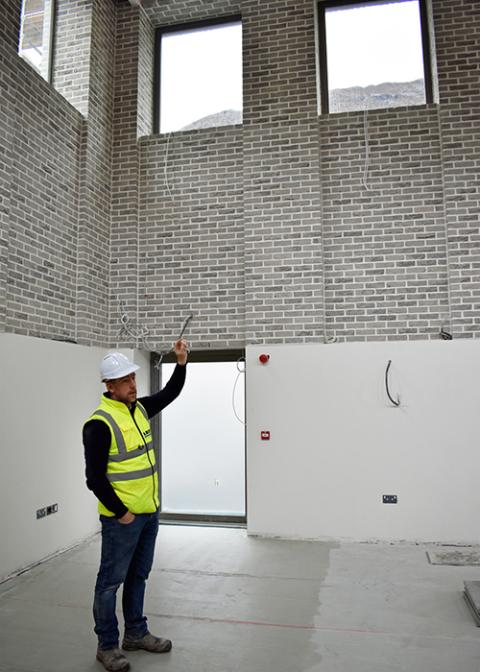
top-left (385, 360), bottom-right (400, 407)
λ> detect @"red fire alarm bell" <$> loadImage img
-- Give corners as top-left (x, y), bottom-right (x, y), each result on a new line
top-left (261, 431), bottom-right (270, 440)
top-left (259, 354), bottom-right (270, 364)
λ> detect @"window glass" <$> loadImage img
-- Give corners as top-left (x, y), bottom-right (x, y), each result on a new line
top-left (322, 0), bottom-right (427, 113)
top-left (159, 20), bottom-right (243, 133)
top-left (18, 0), bottom-right (54, 81)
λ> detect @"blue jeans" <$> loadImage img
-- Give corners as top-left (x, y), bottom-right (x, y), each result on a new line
top-left (93, 511), bottom-right (159, 650)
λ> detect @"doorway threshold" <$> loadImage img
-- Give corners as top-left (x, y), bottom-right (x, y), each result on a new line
top-left (159, 513), bottom-right (246, 529)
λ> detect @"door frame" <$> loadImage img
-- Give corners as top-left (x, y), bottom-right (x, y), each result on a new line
top-left (150, 349), bottom-right (247, 526)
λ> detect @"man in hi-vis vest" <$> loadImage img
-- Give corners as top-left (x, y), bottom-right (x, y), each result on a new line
top-left (83, 340), bottom-right (188, 672)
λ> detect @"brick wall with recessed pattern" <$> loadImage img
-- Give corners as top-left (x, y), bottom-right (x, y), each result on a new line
top-left (1, 0), bottom-right (479, 348)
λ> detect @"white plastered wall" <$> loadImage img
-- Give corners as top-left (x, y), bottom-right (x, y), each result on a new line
top-left (3, 334), bottom-right (480, 579)
top-left (246, 340), bottom-right (480, 544)
top-left (0, 333), bottom-right (150, 581)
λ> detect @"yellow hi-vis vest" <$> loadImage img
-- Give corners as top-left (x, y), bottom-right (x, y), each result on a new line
top-left (87, 395), bottom-right (159, 516)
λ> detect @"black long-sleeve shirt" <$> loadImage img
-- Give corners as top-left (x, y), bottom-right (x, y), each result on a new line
top-left (83, 363), bottom-right (186, 518)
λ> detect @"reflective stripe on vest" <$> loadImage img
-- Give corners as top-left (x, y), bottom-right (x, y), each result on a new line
top-left (137, 404), bottom-right (149, 422)
top-left (96, 408), bottom-right (153, 464)
top-left (107, 466), bottom-right (154, 482)
top-left (93, 409), bottom-right (127, 454)
top-left (108, 445), bottom-right (153, 463)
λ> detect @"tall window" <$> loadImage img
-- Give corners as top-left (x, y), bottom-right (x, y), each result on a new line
top-left (18, 0), bottom-right (55, 82)
top-left (318, 0), bottom-right (433, 114)
top-left (154, 17), bottom-right (243, 134)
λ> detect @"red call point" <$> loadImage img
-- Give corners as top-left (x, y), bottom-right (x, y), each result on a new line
top-left (259, 354), bottom-right (270, 364)
top-left (261, 431), bottom-right (270, 440)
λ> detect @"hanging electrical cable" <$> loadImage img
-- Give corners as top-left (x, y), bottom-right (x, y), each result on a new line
top-left (232, 357), bottom-right (245, 425)
top-left (385, 359), bottom-right (400, 407)
top-left (363, 108), bottom-right (372, 192)
top-left (153, 313), bottom-right (193, 369)
top-left (164, 131), bottom-right (174, 202)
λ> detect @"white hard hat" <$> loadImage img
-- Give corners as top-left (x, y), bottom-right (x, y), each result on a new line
top-left (100, 352), bottom-right (140, 381)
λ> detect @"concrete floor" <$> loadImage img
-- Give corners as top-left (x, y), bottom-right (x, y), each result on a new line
top-left (0, 525), bottom-right (479, 672)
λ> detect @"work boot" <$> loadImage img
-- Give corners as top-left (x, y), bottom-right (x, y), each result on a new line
top-left (122, 632), bottom-right (172, 653)
top-left (96, 647), bottom-right (130, 672)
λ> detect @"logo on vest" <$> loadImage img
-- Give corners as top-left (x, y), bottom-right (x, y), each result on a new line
top-left (143, 429), bottom-right (151, 438)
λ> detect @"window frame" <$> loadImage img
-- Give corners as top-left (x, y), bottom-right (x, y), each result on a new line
top-left (18, 0), bottom-right (56, 83)
top-left (317, 0), bottom-right (434, 115)
top-left (153, 15), bottom-right (242, 135)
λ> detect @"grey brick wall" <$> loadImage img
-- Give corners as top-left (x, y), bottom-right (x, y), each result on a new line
top-left (111, 1), bottom-right (246, 349)
top-left (0, 0), bottom-right (114, 343)
top-left (0, 1), bottom-right (17, 332)
top-left (243, 120), bottom-right (323, 344)
top-left (434, 0), bottom-right (480, 339)
top-left (53, 0), bottom-right (93, 117)
top-left (141, 0), bottom-right (240, 27)
top-left (138, 128), bottom-right (245, 350)
top-left (135, 0), bottom-right (479, 346)
top-left (2, 0), bottom-right (480, 348)
top-left (320, 106), bottom-right (449, 341)
top-left (242, 1), bottom-right (323, 343)
top-left (315, 0), bottom-right (479, 342)
top-left (0, 0), bottom-right (20, 51)
top-left (109, 3), bottom-right (142, 348)
top-left (242, 1), bottom-right (318, 125)
top-left (76, 0), bottom-right (116, 346)
top-left (3, 51), bottom-right (83, 340)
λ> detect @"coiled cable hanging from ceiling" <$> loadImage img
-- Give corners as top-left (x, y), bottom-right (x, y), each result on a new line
top-left (119, 300), bottom-right (152, 349)
top-left (118, 302), bottom-right (192, 369)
